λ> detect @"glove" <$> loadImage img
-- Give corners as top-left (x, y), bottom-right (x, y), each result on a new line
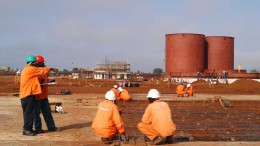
top-left (120, 132), bottom-right (128, 144)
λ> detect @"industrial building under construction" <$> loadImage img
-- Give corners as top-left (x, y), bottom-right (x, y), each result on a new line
top-left (94, 59), bottom-right (130, 79)
top-left (165, 33), bottom-right (259, 78)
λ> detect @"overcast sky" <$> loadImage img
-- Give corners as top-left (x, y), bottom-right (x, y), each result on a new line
top-left (0, 0), bottom-right (259, 72)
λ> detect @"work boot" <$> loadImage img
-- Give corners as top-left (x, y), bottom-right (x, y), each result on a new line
top-left (35, 129), bottom-right (45, 134)
top-left (48, 127), bottom-right (61, 132)
top-left (165, 135), bottom-right (173, 144)
top-left (23, 130), bottom-right (36, 136)
top-left (151, 136), bottom-right (165, 145)
top-left (101, 137), bottom-right (113, 144)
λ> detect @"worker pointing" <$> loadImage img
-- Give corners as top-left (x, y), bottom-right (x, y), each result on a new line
top-left (137, 89), bottom-right (176, 145)
top-left (92, 90), bottom-right (128, 144)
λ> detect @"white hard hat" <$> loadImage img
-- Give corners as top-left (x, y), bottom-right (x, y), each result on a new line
top-left (187, 84), bottom-right (191, 87)
top-left (105, 90), bottom-right (116, 100)
top-left (118, 87), bottom-right (123, 92)
top-left (113, 85), bottom-right (118, 88)
top-left (147, 89), bottom-right (160, 99)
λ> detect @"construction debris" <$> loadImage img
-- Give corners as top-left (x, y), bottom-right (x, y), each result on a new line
top-left (215, 96), bottom-right (232, 107)
top-left (61, 89), bottom-right (72, 95)
top-left (74, 99), bottom-right (97, 106)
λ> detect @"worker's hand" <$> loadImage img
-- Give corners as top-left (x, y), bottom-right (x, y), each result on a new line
top-left (119, 110), bottom-right (122, 115)
top-left (120, 132), bottom-right (128, 144)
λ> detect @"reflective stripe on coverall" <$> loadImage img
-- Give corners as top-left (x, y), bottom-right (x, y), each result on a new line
top-left (137, 100), bottom-right (176, 140)
top-left (92, 100), bottom-right (125, 139)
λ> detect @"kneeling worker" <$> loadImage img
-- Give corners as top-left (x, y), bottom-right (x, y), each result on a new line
top-left (92, 90), bottom-right (128, 144)
top-left (137, 89), bottom-right (176, 145)
top-left (118, 87), bottom-right (131, 101)
top-left (185, 83), bottom-right (194, 97)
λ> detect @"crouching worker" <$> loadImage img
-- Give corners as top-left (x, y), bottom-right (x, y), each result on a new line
top-left (92, 90), bottom-right (128, 144)
top-left (118, 87), bottom-right (131, 101)
top-left (185, 83), bottom-right (194, 97)
top-left (137, 89), bottom-right (176, 145)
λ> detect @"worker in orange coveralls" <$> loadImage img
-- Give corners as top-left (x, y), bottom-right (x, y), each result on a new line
top-left (176, 81), bottom-right (185, 97)
top-left (92, 90), bottom-right (128, 144)
top-left (137, 89), bottom-right (176, 145)
top-left (34, 55), bottom-right (60, 134)
top-left (19, 55), bottom-right (47, 136)
top-left (185, 83), bottom-right (194, 97)
top-left (118, 87), bottom-right (131, 101)
top-left (111, 85), bottom-right (120, 100)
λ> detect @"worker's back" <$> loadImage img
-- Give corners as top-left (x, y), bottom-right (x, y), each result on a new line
top-left (142, 100), bottom-right (176, 137)
top-left (176, 84), bottom-right (185, 94)
top-left (92, 100), bottom-right (125, 138)
top-left (120, 89), bottom-right (131, 101)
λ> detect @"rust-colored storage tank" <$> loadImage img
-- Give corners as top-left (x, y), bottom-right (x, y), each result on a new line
top-left (165, 33), bottom-right (205, 77)
top-left (205, 36), bottom-right (234, 70)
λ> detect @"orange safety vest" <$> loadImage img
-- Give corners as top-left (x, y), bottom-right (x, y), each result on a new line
top-left (35, 68), bottom-right (51, 100)
top-left (92, 100), bottom-right (125, 138)
top-left (111, 88), bottom-right (120, 100)
top-left (176, 84), bottom-right (185, 95)
top-left (119, 89), bottom-right (131, 101)
top-left (19, 64), bottom-right (45, 99)
top-left (141, 100), bottom-right (176, 137)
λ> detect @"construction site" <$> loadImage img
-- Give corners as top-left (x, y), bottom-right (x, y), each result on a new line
top-left (0, 33), bottom-right (259, 146)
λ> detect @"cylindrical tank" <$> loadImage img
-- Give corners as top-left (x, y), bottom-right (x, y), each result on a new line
top-left (165, 33), bottom-right (205, 77)
top-left (205, 36), bottom-right (234, 71)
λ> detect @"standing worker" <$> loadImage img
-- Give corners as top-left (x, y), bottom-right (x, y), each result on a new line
top-left (92, 90), bottom-right (128, 144)
top-left (185, 83), bottom-right (194, 97)
top-left (111, 85), bottom-right (120, 100)
top-left (118, 87), bottom-right (131, 101)
top-left (176, 81), bottom-right (185, 97)
top-left (19, 55), bottom-right (46, 136)
top-left (137, 89), bottom-right (176, 145)
top-left (34, 55), bottom-right (60, 134)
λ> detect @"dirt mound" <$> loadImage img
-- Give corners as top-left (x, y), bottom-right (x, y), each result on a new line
top-left (226, 79), bottom-right (260, 91)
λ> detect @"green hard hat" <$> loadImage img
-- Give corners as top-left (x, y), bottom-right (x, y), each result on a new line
top-left (26, 55), bottom-right (36, 63)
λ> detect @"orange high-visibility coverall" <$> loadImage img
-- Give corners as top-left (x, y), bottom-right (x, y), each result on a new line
top-left (35, 68), bottom-right (51, 100)
top-left (185, 86), bottom-right (194, 96)
top-left (137, 100), bottom-right (176, 140)
top-left (176, 84), bottom-right (185, 96)
top-left (92, 100), bottom-right (125, 139)
top-left (119, 89), bottom-right (131, 101)
top-left (19, 64), bottom-right (46, 99)
top-left (111, 88), bottom-right (120, 100)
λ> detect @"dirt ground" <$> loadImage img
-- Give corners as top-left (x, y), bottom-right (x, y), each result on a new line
top-left (0, 76), bottom-right (259, 146)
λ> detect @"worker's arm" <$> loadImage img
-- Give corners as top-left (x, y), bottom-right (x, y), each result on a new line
top-left (112, 105), bottom-right (125, 133)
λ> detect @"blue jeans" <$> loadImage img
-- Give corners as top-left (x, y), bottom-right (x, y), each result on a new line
top-left (34, 98), bottom-right (56, 131)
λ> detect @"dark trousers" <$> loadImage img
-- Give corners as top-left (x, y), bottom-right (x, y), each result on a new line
top-left (34, 98), bottom-right (56, 131)
top-left (21, 95), bottom-right (35, 131)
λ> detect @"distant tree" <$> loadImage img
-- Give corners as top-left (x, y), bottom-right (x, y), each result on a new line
top-left (153, 68), bottom-right (163, 74)
top-left (72, 68), bottom-right (79, 72)
top-left (63, 69), bottom-right (68, 73)
top-left (250, 69), bottom-right (259, 73)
